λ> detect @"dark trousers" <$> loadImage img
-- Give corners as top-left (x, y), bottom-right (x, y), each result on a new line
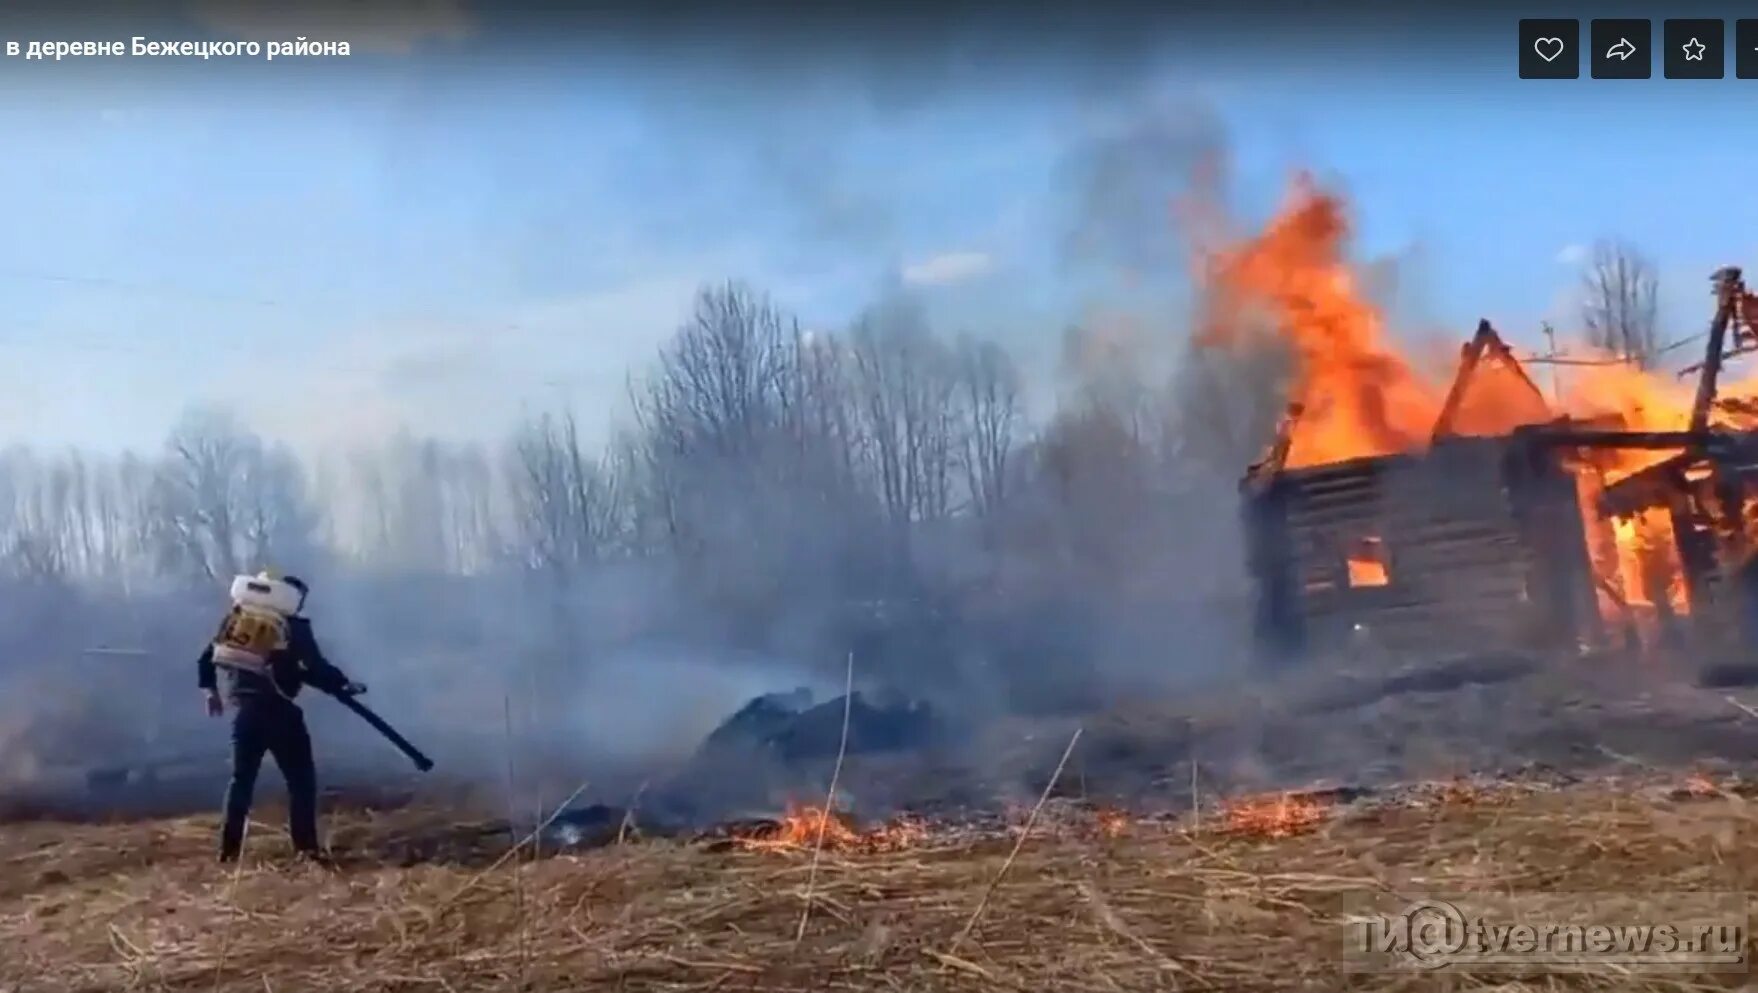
top-left (221, 700), bottom-right (319, 858)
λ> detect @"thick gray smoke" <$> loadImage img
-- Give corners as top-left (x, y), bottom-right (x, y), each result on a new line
top-left (0, 31), bottom-right (1357, 821)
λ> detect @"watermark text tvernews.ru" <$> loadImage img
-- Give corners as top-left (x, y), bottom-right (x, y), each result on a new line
top-left (1342, 894), bottom-right (1748, 973)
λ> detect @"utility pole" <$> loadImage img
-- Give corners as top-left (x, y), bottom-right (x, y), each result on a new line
top-left (1540, 321), bottom-right (1564, 406)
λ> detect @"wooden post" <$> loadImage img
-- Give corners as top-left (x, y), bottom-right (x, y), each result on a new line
top-left (1506, 432), bottom-right (1595, 650)
top-left (1689, 267), bottom-right (1745, 435)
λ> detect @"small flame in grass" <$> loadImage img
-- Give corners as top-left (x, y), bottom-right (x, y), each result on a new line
top-left (734, 803), bottom-right (925, 853)
top-left (1438, 780), bottom-right (1481, 806)
top-left (1221, 792), bottom-right (1330, 839)
top-left (1093, 807), bottom-right (1131, 839)
top-left (1683, 772), bottom-right (1721, 797)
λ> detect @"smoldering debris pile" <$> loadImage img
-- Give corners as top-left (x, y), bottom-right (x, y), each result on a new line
top-left (542, 688), bottom-right (948, 848)
top-left (697, 687), bottom-right (944, 763)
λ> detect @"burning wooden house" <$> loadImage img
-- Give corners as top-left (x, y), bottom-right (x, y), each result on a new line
top-left (1244, 266), bottom-right (1758, 661)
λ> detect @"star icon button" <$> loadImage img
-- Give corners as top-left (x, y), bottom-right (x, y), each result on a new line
top-left (1666, 20), bottom-right (1725, 77)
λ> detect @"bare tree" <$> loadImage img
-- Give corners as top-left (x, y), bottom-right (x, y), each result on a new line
top-left (444, 442), bottom-right (502, 574)
top-left (1172, 326), bottom-right (1293, 477)
top-left (776, 327), bottom-right (863, 503)
top-left (1029, 401), bottom-right (1157, 581)
top-left (0, 446), bottom-right (182, 587)
top-left (145, 407), bottom-right (319, 585)
top-left (849, 296), bottom-right (963, 531)
top-left (1581, 239), bottom-right (1661, 368)
top-left (507, 411), bottom-right (624, 577)
top-left (0, 450), bottom-right (71, 585)
top-left (954, 334), bottom-right (1022, 519)
top-left (0, 449), bottom-right (67, 583)
top-left (1058, 322), bottom-right (1161, 447)
top-left (640, 282), bottom-right (792, 461)
top-left (628, 283), bottom-right (796, 557)
top-left (340, 434), bottom-right (504, 576)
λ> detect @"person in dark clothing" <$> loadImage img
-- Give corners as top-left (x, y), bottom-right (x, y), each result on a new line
top-left (198, 574), bottom-right (364, 862)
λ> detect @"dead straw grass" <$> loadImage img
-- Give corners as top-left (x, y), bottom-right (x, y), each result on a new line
top-left (5, 775), bottom-right (1758, 992)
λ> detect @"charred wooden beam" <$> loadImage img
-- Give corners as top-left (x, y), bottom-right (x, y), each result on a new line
top-left (1545, 412), bottom-right (1628, 432)
top-left (1518, 428), bottom-right (1758, 471)
top-left (1518, 428), bottom-right (1707, 450)
top-left (1243, 401), bottom-right (1305, 490)
top-left (1689, 267), bottom-right (1746, 434)
top-left (1717, 397), bottom-right (1758, 420)
top-left (1600, 452), bottom-right (1698, 516)
top-left (1654, 461), bottom-right (1722, 612)
top-left (1714, 467), bottom-right (1751, 564)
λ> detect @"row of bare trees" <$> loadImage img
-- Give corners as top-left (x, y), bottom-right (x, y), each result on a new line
top-left (0, 279), bottom-right (1296, 709)
top-left (1, 410), bottom-right (321, 590)
top-left (0, 281), bottom-right (1299, 600)
top-left (8, 244), bottom-right (1659, 589)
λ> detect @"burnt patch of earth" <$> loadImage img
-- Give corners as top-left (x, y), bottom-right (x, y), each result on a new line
top-left (1298, 651), bottom-right (1538, 714)
top-left (329, 818), bottom-right (513, 868)
top-left (1697, 658), bottom-right (1758, 688)
top-left (1061, 649), bottom-right (1758, 804)
top-left (539, 688), bottom-right (950, 847)
top-left (528, 649), bottom-right (1758, 851)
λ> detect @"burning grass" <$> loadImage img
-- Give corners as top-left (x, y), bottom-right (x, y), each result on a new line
top-left (6, 777), bottom-right (1758, 991)
top-left (1220, 790), bottom-right (1332, 838)
top-left (728, 802), bottom-right (927, 854)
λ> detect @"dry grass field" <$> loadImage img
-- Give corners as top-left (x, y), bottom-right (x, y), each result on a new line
top-left (10, 648), bottom-right (1758, 991)
top-left (5, 773), bottom-right (1758, 992)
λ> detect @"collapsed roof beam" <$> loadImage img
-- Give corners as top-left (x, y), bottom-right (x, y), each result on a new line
top-left (1599, 452), bottom-right (1695, 517)
top-left (1516, 428), bottom-right (1707, 450)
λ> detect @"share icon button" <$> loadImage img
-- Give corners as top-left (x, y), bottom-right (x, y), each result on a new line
top-left (1591, 19), bottom-right (1651, 79)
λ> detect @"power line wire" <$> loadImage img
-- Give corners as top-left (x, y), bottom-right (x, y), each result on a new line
top-left (0, 264), bottom-right (538, 359)
top-left (0, 266), bottom-right (299, 310)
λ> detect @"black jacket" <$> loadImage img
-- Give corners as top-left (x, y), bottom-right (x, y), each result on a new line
top-left (198, 614), bottom-right (352, 706)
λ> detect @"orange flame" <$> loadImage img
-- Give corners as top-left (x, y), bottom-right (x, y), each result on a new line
top-left (1437, 779), bottom-right (1483, 806)
top-left (733, 803), bottom-right (924, 854)
top-left (1200, 178), bottom-right (1758, 624)
top-left (1093, 806), bottom-right (1131, 839)
top-left (1222, 792), bottom-right (1330, 838)
top-left (1200, 180), bottom-right (1438, 469)
top-left (1682, 772), bottom-right (1721, 797)
top-left (1345, 536), bottom-right (1390, 587)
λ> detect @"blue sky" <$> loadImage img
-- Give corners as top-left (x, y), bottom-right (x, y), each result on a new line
top-left (2, 2), bottom-right (1755, 455)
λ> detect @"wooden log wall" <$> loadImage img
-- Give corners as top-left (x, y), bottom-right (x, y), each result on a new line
top-left (1245, 438), bottom-right (1591, 656)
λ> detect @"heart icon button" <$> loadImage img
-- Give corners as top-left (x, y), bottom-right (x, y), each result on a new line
top-left (1533, 36), bottom-right (1565, 62)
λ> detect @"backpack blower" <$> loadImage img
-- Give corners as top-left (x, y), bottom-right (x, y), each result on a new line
top-left (223, 572), bottom-right (435, 774)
